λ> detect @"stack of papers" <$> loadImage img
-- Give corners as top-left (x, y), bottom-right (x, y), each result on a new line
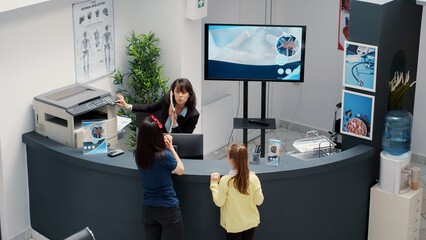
top-left (117, 116), bottom-right (132, 132)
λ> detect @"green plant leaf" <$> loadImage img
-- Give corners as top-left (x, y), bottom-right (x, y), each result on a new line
top-left (110, 30), bottom-right (168, 149)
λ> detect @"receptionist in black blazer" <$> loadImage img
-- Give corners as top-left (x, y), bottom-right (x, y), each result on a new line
top-left (115, 78), bottom-right (200, 133)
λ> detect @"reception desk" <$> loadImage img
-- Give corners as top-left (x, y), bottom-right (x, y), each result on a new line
top-left (22, 131), bottom-right (375, 240)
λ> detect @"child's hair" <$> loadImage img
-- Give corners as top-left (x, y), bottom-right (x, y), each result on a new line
top-left (227, 143), bottom-right (250, 195)
top-left (135, 116), bottom-right (167, 169)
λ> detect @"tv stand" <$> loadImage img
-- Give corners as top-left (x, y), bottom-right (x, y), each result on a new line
top-left (234, 118), bottom-right (276, 128)
top-left (234, 81), bottom-right (276, 157)
top-left (248, 119), bottom-right (270, 126)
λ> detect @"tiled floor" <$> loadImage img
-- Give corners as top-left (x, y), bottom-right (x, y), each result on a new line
top-left (205, 126), bottom-right (426, 240)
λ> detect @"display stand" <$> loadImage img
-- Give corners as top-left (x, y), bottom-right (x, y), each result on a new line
top-left (233, 81), bottom-right (276, 157)
top-left (341, 0), bottom-right (422, 186)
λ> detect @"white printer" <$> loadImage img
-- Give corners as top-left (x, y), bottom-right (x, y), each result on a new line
top-left (33, 84), bottom-right (118, 148)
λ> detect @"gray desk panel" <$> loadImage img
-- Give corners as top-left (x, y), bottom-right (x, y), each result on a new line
top-left (22, 131), bottom-right (375, 240)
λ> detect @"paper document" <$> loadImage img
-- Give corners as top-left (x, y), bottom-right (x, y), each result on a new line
top-left (117, 116), bottom-right (132, 132)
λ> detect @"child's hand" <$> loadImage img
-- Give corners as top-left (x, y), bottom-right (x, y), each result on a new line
top-left (164, 134), bottom-right (174, 150)
top-left (211, 172), bottom-right (220, 182)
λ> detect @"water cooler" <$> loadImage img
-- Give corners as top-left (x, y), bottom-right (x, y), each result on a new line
top-left (379, 110), bottom-right (413, 194)
top-left (379, 151), bottom-right (411, 194)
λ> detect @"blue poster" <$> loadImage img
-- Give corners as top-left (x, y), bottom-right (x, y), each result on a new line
top-left (341, 90), bottom-right (375, 140)
top-left (343, 41), bottom-right (377, 92)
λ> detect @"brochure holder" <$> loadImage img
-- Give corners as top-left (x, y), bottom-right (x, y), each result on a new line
top-left (82, 120), bottom-right (108, 154)
top-left (267, 139), bottom-right (281, 166)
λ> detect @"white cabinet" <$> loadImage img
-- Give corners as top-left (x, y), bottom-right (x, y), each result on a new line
top-left (368, 184), bottom-right (422, 240)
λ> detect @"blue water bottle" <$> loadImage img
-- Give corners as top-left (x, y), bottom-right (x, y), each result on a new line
top-left (381, 110), bottom-right (412, 155)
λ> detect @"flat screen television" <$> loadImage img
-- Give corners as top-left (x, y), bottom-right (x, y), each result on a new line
top-left (205, 23), bottom-right (306, 82)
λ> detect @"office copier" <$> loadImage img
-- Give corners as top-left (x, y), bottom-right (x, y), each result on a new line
top-left (33, 84), bottom-right (118, 148)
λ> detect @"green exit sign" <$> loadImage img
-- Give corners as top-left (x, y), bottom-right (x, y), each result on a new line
top-left (198, 0), bottom-right (204, 8)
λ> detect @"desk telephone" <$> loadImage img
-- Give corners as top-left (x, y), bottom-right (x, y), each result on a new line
top-left (66, 95), bottom-right (117, 116)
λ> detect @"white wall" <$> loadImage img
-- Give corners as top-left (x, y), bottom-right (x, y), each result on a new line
top-left (268, 0), bottom-right (344, 131)
top-left (181, 12), bottom-right (203, 134)
top-left (201, 0), bottom-right (271, 144)
top-left (0, 0), bottom-right (51, 13)
top-left (0, 1), bottom-right (75, 237)
top-left (1, 0), bottom-right (426, 239)
top-left (0, 138), bottom-right (4, 237)
top-left (201, 0), bottom-right (242, 108)
top-left (202, 0), bottom-right (273, 118)
top-left (412, 7), bottom-right (426, 158)
top-left (0, 0), bottom-right (201, 238)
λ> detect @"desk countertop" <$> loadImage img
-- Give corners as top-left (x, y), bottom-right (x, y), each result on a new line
top-left (22, 131), bottom-right (374, 181)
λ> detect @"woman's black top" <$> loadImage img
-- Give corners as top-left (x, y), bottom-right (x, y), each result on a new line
top-left (132, 96), bottom-right (199, 133)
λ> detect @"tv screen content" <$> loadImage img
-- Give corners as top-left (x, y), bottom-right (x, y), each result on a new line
top-left (205, 24), bottom-right (306, 82)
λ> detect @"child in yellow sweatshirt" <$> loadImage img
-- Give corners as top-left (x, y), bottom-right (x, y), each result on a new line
top-left (210, 143), bottom-right (264, 240)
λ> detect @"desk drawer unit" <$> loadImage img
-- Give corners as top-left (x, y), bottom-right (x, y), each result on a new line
top-left (368, 184), bottom-right (422, 240)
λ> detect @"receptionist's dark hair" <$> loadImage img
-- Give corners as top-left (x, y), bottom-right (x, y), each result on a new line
top-left (166, 78), bottom-right (197, 110)
top-left (135, 116), bottom-right (166, 170)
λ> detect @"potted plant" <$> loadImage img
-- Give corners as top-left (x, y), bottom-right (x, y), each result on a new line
top-left (388, 71), bottom-right (416, 111)
top-left (112, 31), bottom-right (169, 151)
top-left (382, 71), bottom-right (416, 155)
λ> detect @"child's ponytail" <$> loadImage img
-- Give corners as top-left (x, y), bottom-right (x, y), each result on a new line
top-left (228, 144), bottom-right (250, 195)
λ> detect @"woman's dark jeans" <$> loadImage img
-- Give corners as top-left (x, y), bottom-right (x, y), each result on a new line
top-left (142, 205), bottom-right (184, 240)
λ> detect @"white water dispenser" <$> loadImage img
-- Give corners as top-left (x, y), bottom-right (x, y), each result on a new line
top-left (379, 151), bottom-right (411, 194)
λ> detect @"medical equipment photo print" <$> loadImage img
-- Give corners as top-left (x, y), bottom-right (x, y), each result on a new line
top-left (343, 41), bottom-right (377, 92)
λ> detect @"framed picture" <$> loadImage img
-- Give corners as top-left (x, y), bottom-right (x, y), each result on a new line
top-left (73, 0), bottom-right (115, 84)
top-left (337, 0), bottom-right (350, 50)
top-left (340, 90), bottom-right (375, 141)
top-left (343, 41), bottom-right (378, 92)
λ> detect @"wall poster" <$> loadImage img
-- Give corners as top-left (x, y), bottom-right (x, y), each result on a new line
top-left (338, 0), bottom-right (350, 50)
top-left (340, 90), bottom-right (375, 141)
top-left (343, 41), bottom-right (377, 92)
top-left (73, 0), bottom-right (115, 83)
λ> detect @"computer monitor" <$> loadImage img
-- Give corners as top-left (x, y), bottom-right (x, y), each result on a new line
top-left (168, 133), bottom-right (203, 160)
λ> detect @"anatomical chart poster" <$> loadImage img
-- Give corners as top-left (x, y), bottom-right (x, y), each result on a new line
top-left (73, 0), bottom-right (115, 83)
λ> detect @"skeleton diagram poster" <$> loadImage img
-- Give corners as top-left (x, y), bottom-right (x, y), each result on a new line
top-left (73, 0), bottom-right (115, 83)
